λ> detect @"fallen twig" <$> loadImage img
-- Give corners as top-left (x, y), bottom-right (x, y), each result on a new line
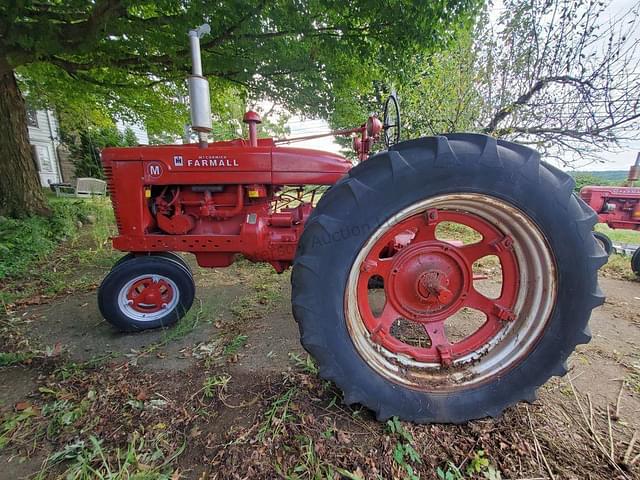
top-left (624, 430), bottom-right (638, 465)
top-left (526, 405), bottom-right (555, 480)
top-left (614, 379), bottom-right (625, 420)
top-left (568, 377), bottom-right (629, 477)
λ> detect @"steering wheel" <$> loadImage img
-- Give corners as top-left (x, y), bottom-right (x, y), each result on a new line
top-left (383, 92), bottom-right (401, 148)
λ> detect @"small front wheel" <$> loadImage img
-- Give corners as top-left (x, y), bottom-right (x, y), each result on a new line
top-left (593, 231), bottom-right (613, 256)
top-left (98, 256), bottom-right (195, 331)
top-left (631, 247), bottom-right (640, 276)
top-left (112, 252), bottom-right (192, 273)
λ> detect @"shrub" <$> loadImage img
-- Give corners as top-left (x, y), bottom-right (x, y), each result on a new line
top-left (0, 197), bottom-right (113, 280)
top-left (62, 126), bottom-right (138, 179)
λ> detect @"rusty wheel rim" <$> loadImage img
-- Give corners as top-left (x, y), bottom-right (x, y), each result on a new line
top-left (345, 193), bottom-right (557, 391)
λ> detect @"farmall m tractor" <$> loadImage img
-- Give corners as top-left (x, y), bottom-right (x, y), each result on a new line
top-left (97, 25), bottom-right (607, 423)
top-left (580, 153), bottom-right (640, 274)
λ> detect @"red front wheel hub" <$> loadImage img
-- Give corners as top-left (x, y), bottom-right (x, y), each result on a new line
top-left (117, 273), bottom-right (181, 321)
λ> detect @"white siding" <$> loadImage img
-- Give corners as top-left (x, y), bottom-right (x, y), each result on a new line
top-left (115, 119), bottom-right (149, 145)
top-left (27, 110), bottom-right (62, 186)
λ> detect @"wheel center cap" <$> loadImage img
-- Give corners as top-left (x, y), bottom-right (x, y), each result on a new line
top-left (416, 270), bottom-right (453, 304)
top-left (388, 242), bottom-right (470, 319)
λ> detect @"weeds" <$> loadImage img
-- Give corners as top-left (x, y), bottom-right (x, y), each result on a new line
top-left (387, 417), bottom-right (421, 480)
top-left (258, 387), bottom-right (297, 441)
top-left (275, 435), bottom-right (364, 480)
top-left (289, 352), bottom-right (319, 375)
top-left (202, 374), bottom-right (231, 399)
top-left (466, 450), bottom-right (501, 479)
top-left (0, 350), bottom-right (34, 366)
top-left (600, 253), bottom-right (638, 281)
top-left (0, 197), bottom-right (119, 306)
top-left (43, 398), bottom-right (90, 438)
top-left (0, 197), bottom-right (114, 281)
top-left (37, 432), bottom-right (185, 479)
top-left (223, 334), bottom-right (248, 356)
top-left (0, 407), bottom-right (38, 450)
top-left (436, 462), bottom-right (464, 480)
top-left (436, 451), bottom-right (501, 480)
top-left (229, 260), bottom-right (284, 321)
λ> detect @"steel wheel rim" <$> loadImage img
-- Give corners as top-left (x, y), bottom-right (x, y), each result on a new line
top-left (117, 274), bottom-right (180, 322)
top-left (344, 193), bottom-right (557, 391)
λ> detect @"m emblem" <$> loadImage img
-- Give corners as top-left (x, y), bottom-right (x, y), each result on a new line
top-left (148, 164), bottom-right (163, 177)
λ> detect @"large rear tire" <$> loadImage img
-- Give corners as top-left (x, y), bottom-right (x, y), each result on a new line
top-left (291, 134), bottom-right (606, 423)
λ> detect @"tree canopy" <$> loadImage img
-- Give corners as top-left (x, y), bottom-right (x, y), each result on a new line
top-left (0, 0), bottom-right (478, 217)
top-left (358, 0), bottom-right (640, 167)
top-left (4, 0), bottom-right (477, 136)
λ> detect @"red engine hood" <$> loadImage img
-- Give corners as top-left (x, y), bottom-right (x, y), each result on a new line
top-left (271, 146), bottom-right (351, 184)
top-left (101, 141), bottom-right (352, 186)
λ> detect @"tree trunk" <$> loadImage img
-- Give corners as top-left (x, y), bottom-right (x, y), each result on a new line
top-left (0, 64), bottom-right (49, 218)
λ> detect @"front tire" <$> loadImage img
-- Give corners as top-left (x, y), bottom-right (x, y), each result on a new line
top-left (292, 134), bottom-right (606, 423)
top-left (593, 231), bottom-right (613, 256)
top-left (98, 256), bottom-right (195, 332)
top-left (631, 247), bottom-right (640, 276)
top-left (112, 252), bottom-right (193, 273)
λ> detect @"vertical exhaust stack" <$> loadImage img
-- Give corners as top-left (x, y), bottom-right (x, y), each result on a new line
top-left (627, 152), bottom-right (640, 186)
top-left (187, 24), bottom-right (212, 147)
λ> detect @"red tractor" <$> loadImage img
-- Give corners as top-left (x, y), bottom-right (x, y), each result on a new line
top-left (580, 153), bottom-right (640, 273)
top-left (97, 25), bottom-right (606, 423)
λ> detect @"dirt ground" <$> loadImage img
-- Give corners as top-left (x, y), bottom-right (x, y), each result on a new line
top-left (1, 254), bottom-right (640, 479)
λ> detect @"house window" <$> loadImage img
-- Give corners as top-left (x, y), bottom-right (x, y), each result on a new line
top-left (26, 108), bottom-right (38, 127)
top-left (35, 145), bottom-right (53, 173)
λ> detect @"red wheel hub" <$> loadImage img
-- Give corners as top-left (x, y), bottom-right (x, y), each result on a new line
top-left (126, 277), bottom-right (174, 313)
top-left (357, 209), bottom-right (519, 366)
top-left (388, 243), bottom-right (469, 318)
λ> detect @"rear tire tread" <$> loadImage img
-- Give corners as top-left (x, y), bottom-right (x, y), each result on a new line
top-left (292, 134), bottom-right (605, 423)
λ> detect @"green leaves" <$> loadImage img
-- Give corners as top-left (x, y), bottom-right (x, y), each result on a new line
top-left (4, 1), bottom-right (478, 138)
top-left (386, 417), bottom-right (422, 480)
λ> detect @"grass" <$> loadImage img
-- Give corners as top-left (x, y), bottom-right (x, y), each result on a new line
top-left (0, 196), bottom-right (118, 306)
top-left (595, 223), bottom-right (640, 245)
top-left (0, 195), bottom-right (114, 280)
top-left (0, 351), bottom-right (34, 366)
top-left (229, 259), bottom-right (285, 321)
top-left (37, 433), bottom-right (185, 480)
top-left (2, 189), bottom-right (640, 479)
top-left (0, 407), bottom-right (38, 450)
top-left (599, 253), bottom-right (638, 280)
top-left (289, 352), bottom-right (319, 375)
top-left (387, 417), bottom-right (422, 480)
top-left (258, 387), bottom-right (297, 441)
top-left (223, 334), bottom-right (248, 356)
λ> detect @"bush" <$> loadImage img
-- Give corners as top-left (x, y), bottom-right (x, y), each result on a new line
top-left (0, 197), bottom-right (113, 280)
top-left (62, 126), bottom-right (139, 179)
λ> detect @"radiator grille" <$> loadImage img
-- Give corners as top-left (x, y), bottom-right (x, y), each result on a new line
top-left (103, 165), bottom-right (124, 233)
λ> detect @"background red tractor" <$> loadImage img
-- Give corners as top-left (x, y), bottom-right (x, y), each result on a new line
top-left (580, 153), bottom-right (640, 273)
top-left (97, 25), bottom-right (606, 424)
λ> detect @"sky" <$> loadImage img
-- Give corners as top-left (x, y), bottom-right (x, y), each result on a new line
top-left (282, 117), bottom-right (343, 154)
top-left (280, 0), bottom-right (640, 171)
top-left (585, 0), bottom-right (640, 171)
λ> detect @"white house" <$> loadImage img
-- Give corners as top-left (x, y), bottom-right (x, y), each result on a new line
top-left (115, 118), bottom-right (149, 145)
top-left (27, 108), bottom-right (63, 187)
top-left (27, 108), bottom-right (149, 187)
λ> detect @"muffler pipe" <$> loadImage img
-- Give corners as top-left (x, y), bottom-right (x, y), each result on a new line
top-left (187, 24), bottom-right (212, 147)
top-left (628, 152), bottom-right (640, 184)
